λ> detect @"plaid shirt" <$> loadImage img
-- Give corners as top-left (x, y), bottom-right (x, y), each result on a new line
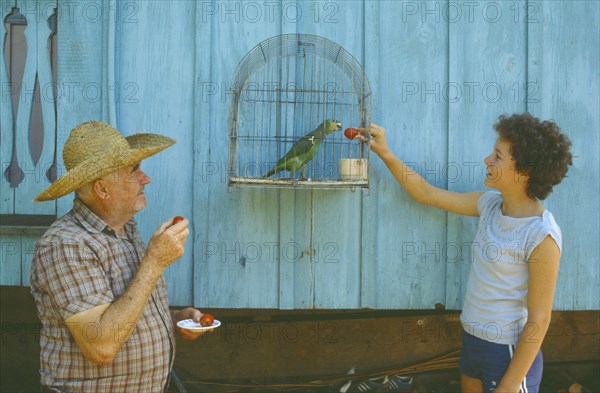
top-left (30, 199), bottom-right (175, 392)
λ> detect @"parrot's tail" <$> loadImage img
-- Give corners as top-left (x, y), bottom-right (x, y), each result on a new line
top-left (264, 168), bottom-right (277, 178)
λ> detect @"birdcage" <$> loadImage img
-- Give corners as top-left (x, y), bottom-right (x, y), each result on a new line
top-left (228, 34), bottom-right (372, 189)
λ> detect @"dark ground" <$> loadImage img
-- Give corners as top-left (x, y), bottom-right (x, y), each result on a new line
top-left (2, 286), bottom-right (599, 393)
top-left (166, 362), bottom-right (599, 393)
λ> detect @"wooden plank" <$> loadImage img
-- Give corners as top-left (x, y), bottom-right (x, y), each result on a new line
top-left (446, 0), bottom-right (528, 309)
top-left (171, 309), bottom-right (599, 381)
top-left (361, 0), bottom-right (379, 308)
top-left (193, 1), bottom-right (283, 309)
top-left (0, 231), bottom-right (41, 287)
top-left (542, 311), bottom-right (600, 361)
top-left (193, 0), bottom-right (214, 310)
top-left (29, 0), bottom-right (56, 215)
top-left (2, 285), bottom-right (598, 390)
top-left (21, 0), bottom-right (594, 315)
top-left (0, 0), bottom-right (15, 214)
top-left (273, 1), bottom-right (314, 310)
top-left (297, 0), bottom-right (365, 309)
top-left (113, 1), bottom-right (196, 306)
top-left (527, 1), bottom-right (600, 310)
top-left (2, 283), bottom-right (597, 389)
top-left (13, 0), bottom-right (52, 215)
top-left (197, 189), bottom-right (282, 309)
top-left (289, 189), bottom-right (313, 309)
top-left (278, 190), bottom-right (296, 309)
top-left (257, 13), bottom-right (302, 310)
top-left (0, 234), bottom-right (21, 285)
top-left (56, 0), bottom-right (107, 216)
top-left (312, 191), bottom-right (362, 308)
top-left (10, 0), bottom-right (36, 212)
top-left (366, 0), bottom-right (448, 309)
top-left (175, 311), bottom-right (464, 380)
top-left (15, 0), bottom-right (56, 214)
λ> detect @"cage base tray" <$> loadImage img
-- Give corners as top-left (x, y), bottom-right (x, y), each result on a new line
top-left (229, 177), bottom-right (368, 190)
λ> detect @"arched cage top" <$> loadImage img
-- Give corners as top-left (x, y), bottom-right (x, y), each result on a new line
top-left (231, 34), bottom-right (371, 102)
top-left (228, 34), bottom-right (372, 189)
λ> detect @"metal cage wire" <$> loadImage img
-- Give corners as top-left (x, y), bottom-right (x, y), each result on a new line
top-left (228, 34), bottom-right (372, 189)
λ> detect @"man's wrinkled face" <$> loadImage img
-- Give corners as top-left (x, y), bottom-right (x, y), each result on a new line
top-left (103, 162), bottom-right (151, 217)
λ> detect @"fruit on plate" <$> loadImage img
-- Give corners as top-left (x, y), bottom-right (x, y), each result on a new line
top-left (344, 128), bottom-right (360, 140)
top-left (199, 314), bottom-right (215, 327)
top-left (172, 216), bottom-right (184, 225)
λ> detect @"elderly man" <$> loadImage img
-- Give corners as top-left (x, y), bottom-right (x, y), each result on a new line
top-left (31, 121), bottom-right (205, 392)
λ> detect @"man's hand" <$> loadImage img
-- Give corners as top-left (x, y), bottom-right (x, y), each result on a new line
top-left (173, 308), bottom-right (212, 340)
top-left (144, 217), bottom-right (190, 270)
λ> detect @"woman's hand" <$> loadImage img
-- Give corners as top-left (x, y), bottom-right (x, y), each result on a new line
top-left (356, 123), bottom-right (390, 158)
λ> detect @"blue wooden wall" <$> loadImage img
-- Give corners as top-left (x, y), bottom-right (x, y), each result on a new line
top-left (1, 0), bottom-right (598, 311)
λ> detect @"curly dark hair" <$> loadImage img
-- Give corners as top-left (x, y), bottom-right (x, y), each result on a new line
top-left (494, 113), bottom-right (573, 200)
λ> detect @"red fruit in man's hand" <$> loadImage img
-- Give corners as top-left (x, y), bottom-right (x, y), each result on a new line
top-left (172, 216), bottom-right (184, 225)
top-left (199, 314), bottom-right (215, 327)
top-left (344, 128), bottom-right (360, 140)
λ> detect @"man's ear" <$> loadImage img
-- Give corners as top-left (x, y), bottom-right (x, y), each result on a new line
top-left (93, 179), bottom-right (110, 200)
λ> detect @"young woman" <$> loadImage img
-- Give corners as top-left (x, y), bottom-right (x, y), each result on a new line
top-left (359, 113), bottom-right (573, 393)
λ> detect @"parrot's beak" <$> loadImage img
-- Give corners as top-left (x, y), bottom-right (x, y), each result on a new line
top-left (334, 120), bottom-right (342, 130)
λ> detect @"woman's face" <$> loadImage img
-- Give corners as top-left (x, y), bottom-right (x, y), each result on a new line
top-left (483, 138), bottom-right (528, 192)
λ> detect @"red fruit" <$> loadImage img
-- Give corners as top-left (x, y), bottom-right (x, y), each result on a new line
top-left (172, 216), bottom-right (184, 225)
top-left (199, 314), bottom-right (214, 327)
top-left (344, 128), bottom-right (360, 140)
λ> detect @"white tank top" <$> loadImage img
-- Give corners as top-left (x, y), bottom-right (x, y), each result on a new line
top-left (460, 191), bottom-right (562, 345)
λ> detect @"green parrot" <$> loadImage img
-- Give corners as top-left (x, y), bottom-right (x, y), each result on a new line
top-left (265, 119), bottom-right (342, 179)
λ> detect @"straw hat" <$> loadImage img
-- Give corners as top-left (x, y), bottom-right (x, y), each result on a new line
top-left (35, 121), bottom-right (175, 202)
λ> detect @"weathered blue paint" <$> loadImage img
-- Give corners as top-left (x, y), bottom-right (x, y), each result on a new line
top-left (12, 0), bottom-right (56, 215)
top-left (445, 0), bottom-right (530, 309)
top-left (0, 0), bottom-right (15, 214)
top-left (1, 0), bottom-right (55, 215)
top-left (0, 234), bottom-right (20, 285)
top-left (1, 1), bottom-right (598, 311)
top-left (526, 1), bottom-right (600, 310)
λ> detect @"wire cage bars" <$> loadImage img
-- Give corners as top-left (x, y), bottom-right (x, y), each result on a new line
top-left (228, 34), bottom-right (372, 189)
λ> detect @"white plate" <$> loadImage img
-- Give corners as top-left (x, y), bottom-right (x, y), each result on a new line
top-left (177, 318), bottom-right (221, 332)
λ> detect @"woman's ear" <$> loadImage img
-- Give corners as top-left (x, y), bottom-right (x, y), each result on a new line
top-left (514, 169), bottom-right (530, 184)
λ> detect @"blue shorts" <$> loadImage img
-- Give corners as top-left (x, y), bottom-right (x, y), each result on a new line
top-left (459, 329), bottom-right (543, 393)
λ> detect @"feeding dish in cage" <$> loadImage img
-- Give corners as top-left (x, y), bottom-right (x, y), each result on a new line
top-left (228, 34), bottom-right (372, 189)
